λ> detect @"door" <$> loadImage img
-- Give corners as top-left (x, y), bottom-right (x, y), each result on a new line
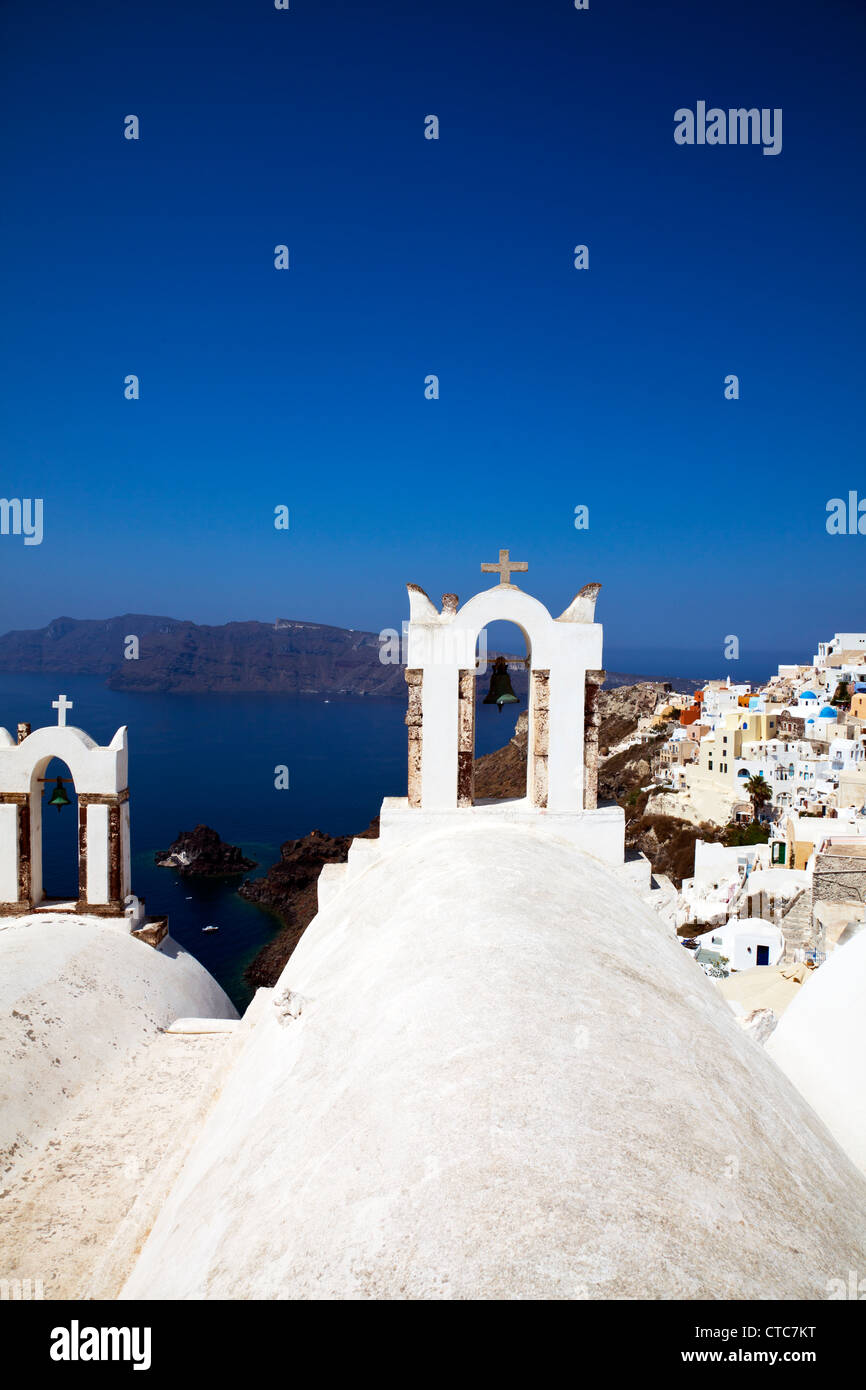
top-left (756, 944), bottom-right (770, 966)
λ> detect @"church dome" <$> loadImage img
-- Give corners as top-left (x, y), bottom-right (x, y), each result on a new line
top-left (121, 826), bottom-right (866, 1300)
top-left (818, 706), bottom-right (837, 718)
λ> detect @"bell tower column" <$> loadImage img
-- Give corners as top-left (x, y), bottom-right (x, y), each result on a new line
top-left (77, 796), bottom-right (88, 907)
top-left (76, 790), bottom-right (129, 914)
top-left (0, 793), bottom-right (31, 911)
top-left (583, 669), bottom-right (606, 809)
top-left (528, 670), bottom-right (550, 807)
top-left (457, 670), bottom-right (475, 807)
top-left (405, 670), bottom-right (423, 808)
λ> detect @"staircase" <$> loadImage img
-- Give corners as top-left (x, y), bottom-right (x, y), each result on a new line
top-left (779, 887), bottom-right (813, 963)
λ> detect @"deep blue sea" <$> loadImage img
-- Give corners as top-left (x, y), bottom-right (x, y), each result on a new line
top-left (0, 674), bottom-right (523, 1011)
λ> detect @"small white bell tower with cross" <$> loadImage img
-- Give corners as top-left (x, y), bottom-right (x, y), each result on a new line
top-left (0, 697), bottom-right (140, 923)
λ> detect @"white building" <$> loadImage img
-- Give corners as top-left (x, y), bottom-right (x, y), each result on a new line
top-left (678, 841), bottom-right (770, 930)
top-left (695, 918), bottom-right (785, 972)
top-left (813, 633), bottom-right (866, 669)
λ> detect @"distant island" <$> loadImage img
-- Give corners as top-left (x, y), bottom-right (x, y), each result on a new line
top-left (0, 614), bottom-right (405, 696)
top-left (0, 614), bottom-right (703, 696)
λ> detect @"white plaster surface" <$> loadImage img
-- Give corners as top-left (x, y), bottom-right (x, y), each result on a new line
top-left (86, 801), bottom-right (110, 904)
top-left (0, 1026), bottom-right (238, 1299)
top-left (378, 795), bottom-right (625, 865)
top-left (122, 825), bottom-right (866, 1300)
top-left (0, 722), bottom-right (128, 794)
top-left (166, 1017), bottom-right (240, 1034)
top-left (0, 801), bottom-right (17, 899)
top-left (0, 913), bottom-right (237, 1184)
top-left (767, 931), bottom-right (866, 1175)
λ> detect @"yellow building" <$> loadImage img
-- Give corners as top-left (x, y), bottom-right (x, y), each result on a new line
top-left (698, 709), bottom-right (783, 781)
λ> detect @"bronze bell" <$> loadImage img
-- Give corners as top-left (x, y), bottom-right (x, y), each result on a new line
top-left (482, 656), bottom-right (520, 713)
top-left (48, 777), bottom-right (71, 811)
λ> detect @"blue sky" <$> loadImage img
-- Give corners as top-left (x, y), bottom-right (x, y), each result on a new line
top-left (1, 0), bottom-right (864, 665)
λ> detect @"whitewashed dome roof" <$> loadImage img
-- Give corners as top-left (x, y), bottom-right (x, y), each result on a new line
top-left (122, 826), bottom-right (866, 1300)
top-left (0, 914), bottom-right (237, 1181)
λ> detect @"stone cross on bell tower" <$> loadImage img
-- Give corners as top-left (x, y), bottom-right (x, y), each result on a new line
top-left (480, 549), bottom-right (528, 589)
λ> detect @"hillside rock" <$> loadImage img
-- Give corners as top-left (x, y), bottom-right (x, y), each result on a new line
top-left (625, 814), bottom-right (724, 887)
top-left (645, 785), bottom-right (740, 830)
top-left (471, 684), bottom-right (712, 888)
top-left (241, 821), bottom-right (379, 989)
top-left (474, 712), bottom-right (529, 800)
top-left (598, 681), bottom-right (673, 752)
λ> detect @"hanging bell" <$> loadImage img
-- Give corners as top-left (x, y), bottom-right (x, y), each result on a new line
top-left (48, 777), bottom-right (71, 811)
top-left (482, 656), bottom-right (520, 713)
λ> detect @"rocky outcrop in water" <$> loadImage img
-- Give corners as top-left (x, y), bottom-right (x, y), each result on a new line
top-left (155, 825), bottom-right (257, 876)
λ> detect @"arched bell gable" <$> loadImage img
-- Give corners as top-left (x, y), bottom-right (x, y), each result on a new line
top-left (403, 574), bottom-right (605, 814)
top-left (0, 719), bottom-right (131, 915)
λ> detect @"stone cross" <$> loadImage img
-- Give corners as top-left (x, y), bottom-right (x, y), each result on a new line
top-left (481, 549), bottom-right (529, 588)
top-left (52, 693), bottom-right (73, 726)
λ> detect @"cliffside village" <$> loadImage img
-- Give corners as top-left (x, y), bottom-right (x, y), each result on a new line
top-left (620, 632), bottom-right (866, 987)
